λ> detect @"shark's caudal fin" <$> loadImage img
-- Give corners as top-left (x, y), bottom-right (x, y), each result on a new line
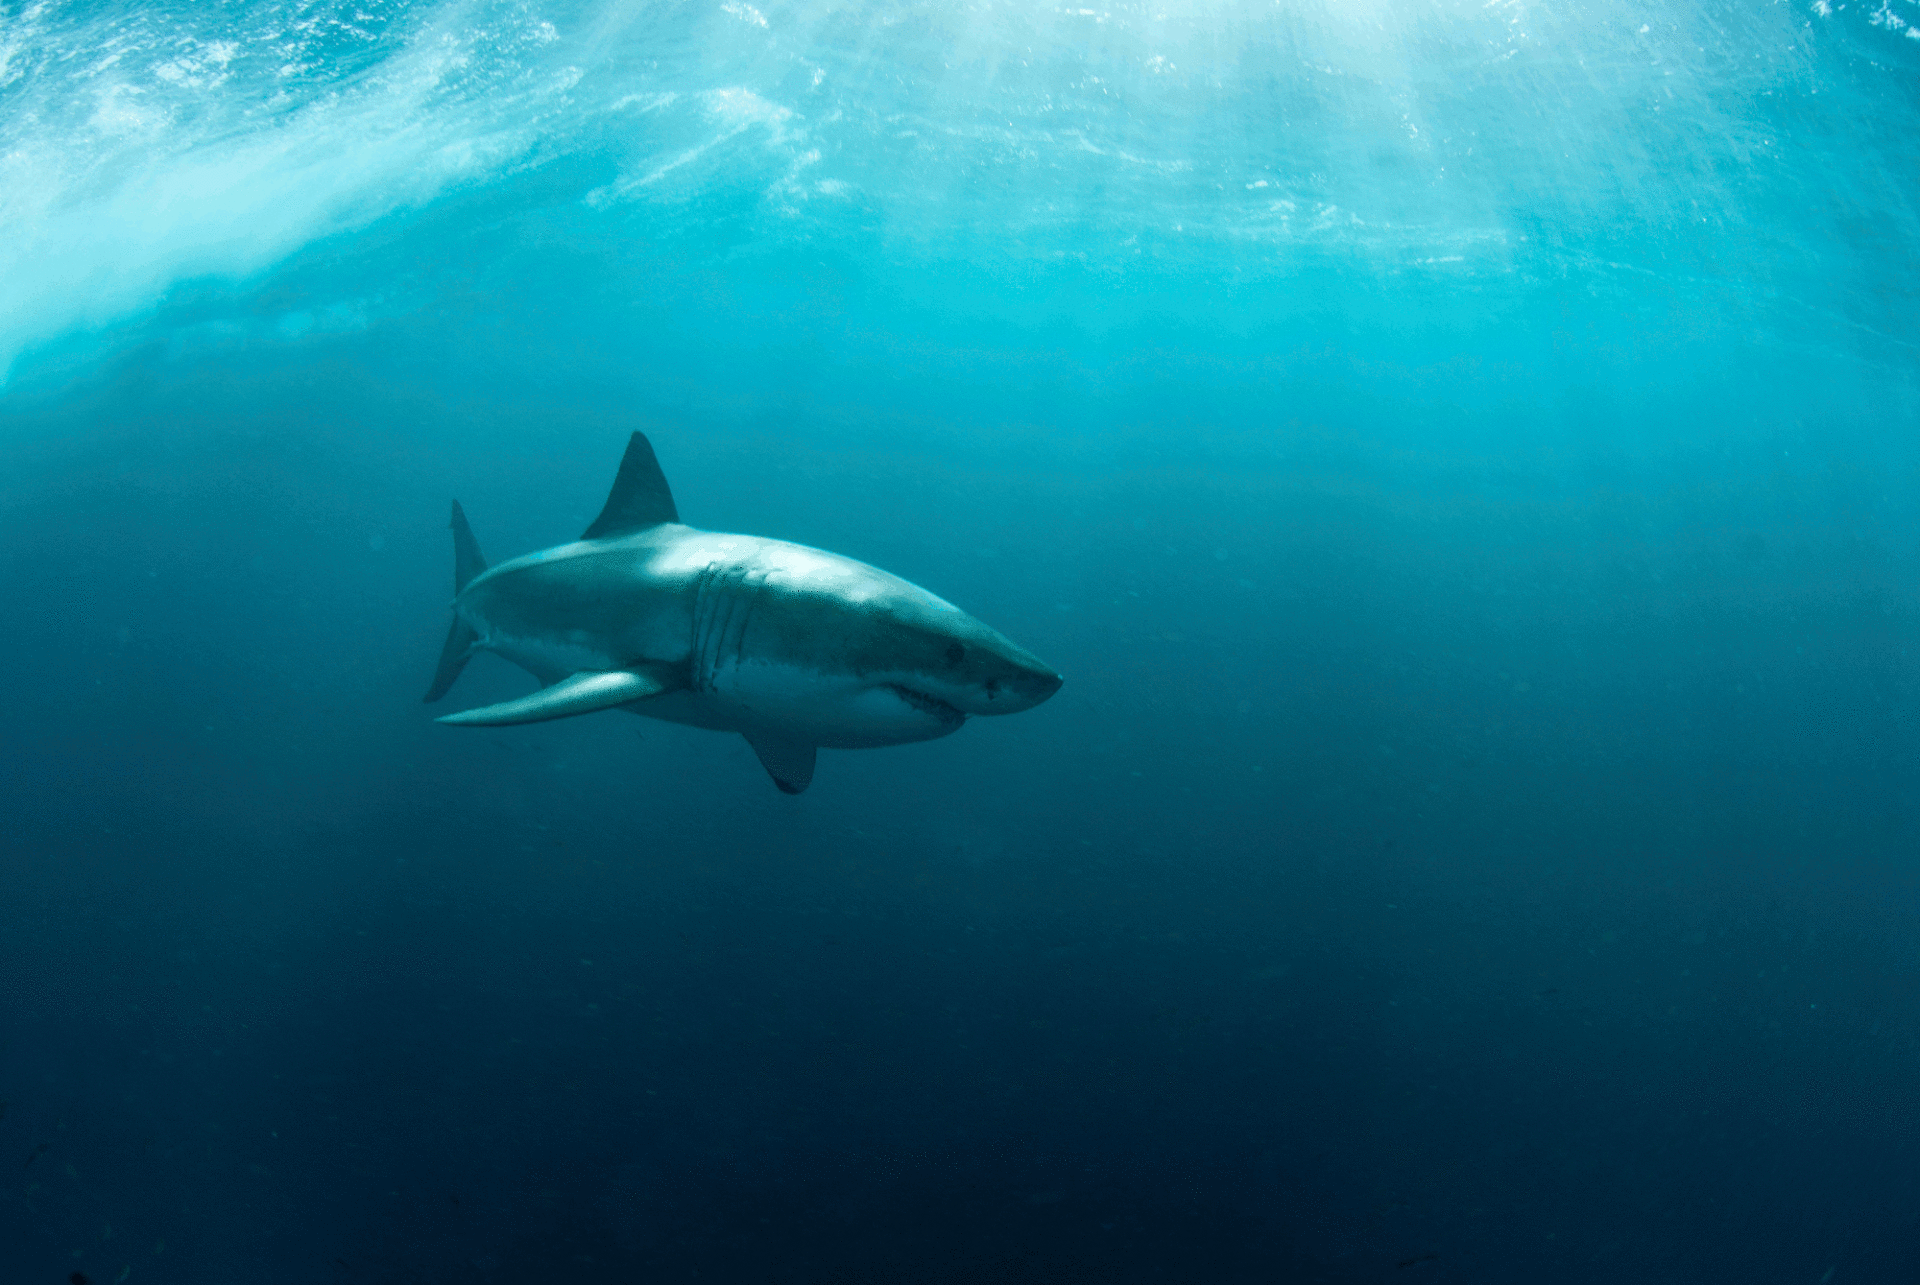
top-left (582, 432), bottom-right (679, 540)
top-left (423, 501), bottom-right (490, 703)
top-left (423, 618), bottom-right (478, 703)
top-left (437, 665), bottom-right (679, 726)
top-left (744, 731), bottom-right (817, 795)
top-left (450, 499), bottom-right (487, 594)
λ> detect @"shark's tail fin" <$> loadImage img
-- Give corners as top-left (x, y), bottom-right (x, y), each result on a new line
top-left (449, 500), bottom-right (487, 595)
top-left (423, 501), bottom-right (488, 703)
top-left (423, 617), bottom-right (479, 703)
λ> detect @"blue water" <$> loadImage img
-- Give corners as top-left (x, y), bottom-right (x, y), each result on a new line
top-left (3, 0), bottom-right (1919, 1278)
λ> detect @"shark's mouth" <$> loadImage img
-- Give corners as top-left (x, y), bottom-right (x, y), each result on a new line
top-left (887, 684), bottom-right (966, 727)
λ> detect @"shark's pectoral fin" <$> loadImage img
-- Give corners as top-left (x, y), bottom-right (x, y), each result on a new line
top-left (743, 731), bottom-right (817, 795)
top-left (436, 664), bottom-right (679, 727)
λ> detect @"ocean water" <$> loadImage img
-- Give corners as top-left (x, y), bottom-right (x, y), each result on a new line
top-left (2, 0), bottom-right (1919, 1278)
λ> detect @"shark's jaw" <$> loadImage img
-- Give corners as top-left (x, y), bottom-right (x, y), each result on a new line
top-left (885, 683), bottom-right (968, 730)
top-left (734, 672), bottom-right (970, 749)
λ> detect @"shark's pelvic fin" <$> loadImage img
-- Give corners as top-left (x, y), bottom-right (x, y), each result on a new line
top-left (743, 730), bottom-right (817, 795)
top-left (424, 501), bottom-right (491, 702)
top-left (437, 665), bottom-right (679, 727)
top-left (450, 499), bottom-right (488, 594)
top-left (582, 432), bottom-right (679, 540)
top-left (423, 617), bottom-right (480, 704)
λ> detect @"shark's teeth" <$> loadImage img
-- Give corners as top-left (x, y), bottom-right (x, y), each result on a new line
top-left (886, 684), bottom-right (966, 728)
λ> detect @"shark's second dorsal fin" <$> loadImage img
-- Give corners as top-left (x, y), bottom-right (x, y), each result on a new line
top-left (582, 432), bottom-right (679, 540)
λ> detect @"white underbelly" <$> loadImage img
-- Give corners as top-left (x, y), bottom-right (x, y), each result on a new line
top-left (477, 626), bottom-right (960, 749)
top-left (659, 660), bottom-right (961, 748)
top-left (485, 630), bottom-right (619, 686)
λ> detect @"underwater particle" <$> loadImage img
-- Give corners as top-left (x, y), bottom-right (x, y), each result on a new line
top-left (25, 1141), bottom-right (48, 1167)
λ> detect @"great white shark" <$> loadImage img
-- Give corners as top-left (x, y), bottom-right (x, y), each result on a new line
top-left (424, 433), bottom-right (1063, 793)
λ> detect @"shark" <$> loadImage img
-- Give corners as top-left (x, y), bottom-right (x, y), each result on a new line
top-left (423, 432), bottom-right (1063, 793)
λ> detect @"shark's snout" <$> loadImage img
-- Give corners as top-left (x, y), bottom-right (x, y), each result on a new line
top-left (981, 658), bottom-right (1063, 714)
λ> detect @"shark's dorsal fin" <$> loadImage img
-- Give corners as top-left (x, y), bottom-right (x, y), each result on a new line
top-left (582, 432), bottom-right (678, 540)
top-left (744, 731), bottom-right (817, 795)
top-left (436, 664), bottom-right (679, 727)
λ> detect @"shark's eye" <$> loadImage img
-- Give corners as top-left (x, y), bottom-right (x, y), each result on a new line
top-left (945, 643), bottom-right (965, 666)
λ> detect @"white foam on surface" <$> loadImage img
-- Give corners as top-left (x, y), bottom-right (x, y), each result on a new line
top-left (0, 0), bottom-right (1911, 378)
top-left (0, 0), bottom-right (570, 379)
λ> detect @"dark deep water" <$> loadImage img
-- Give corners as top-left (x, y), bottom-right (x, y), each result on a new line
top-left (4, 0), bottom-right (1920, 1280)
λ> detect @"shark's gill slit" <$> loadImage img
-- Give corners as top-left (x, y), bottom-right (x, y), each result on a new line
top-left (723, 569), bottom-right (765, 680)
